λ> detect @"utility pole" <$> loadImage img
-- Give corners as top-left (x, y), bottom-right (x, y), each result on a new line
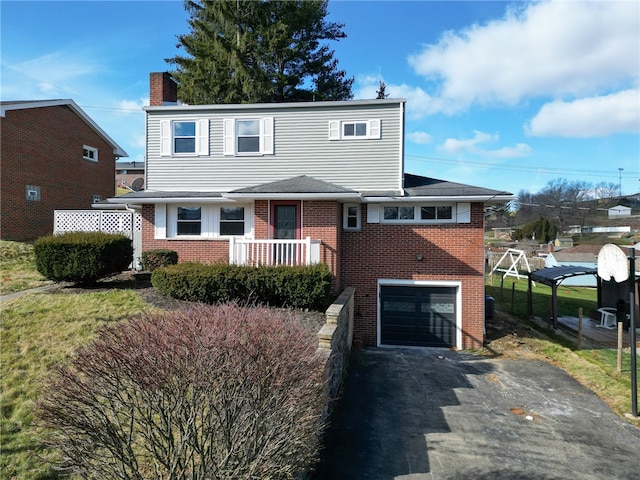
top-left (618, 168), bottom-right (624, 197)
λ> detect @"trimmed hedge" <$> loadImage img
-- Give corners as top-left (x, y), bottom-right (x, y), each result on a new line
top-left (151, 262), bottom-right (332, 310)
top-left (34, 232), bottom-right (133, 284)
top-left (140, 249), bottom-right (178, 272)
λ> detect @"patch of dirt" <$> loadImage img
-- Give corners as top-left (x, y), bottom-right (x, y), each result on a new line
top-left (483, 309), bottom-right (551, 359)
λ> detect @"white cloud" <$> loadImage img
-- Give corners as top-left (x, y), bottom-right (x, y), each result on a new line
top-left (440, 130), bottom-right (531, 158)
top-left (407, 131), bottom-right (433, 144)
top-left (526, 89), bottom-right (640, 137)
top-left (407, 0), bottom-right (639, 113)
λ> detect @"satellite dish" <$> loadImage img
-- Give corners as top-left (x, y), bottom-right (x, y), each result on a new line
top-left (131, 178), bottom-right (144, 191)
top-left (598, 244), bottom-right (629, 282)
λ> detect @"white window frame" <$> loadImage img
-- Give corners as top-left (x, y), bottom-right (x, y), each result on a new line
top-left (160, 119), bottom-right (209, 157)
top-left (223, 117), bottom-right (274, 156)
top-left (92, 194), bottom-right (102, 204)
top-left (343, 203), bottom-right (361, 231)
top-left (160, 204), bottom-right (253, 239)
top-left (83, 145), bottom-right (98, 162)
top-left (372, 203), bottom-right (470, 224)
top-left (328, 119), bottom-right (381, 140)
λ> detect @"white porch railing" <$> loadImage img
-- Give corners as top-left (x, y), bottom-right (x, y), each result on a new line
top-left (229, 237), bottom-right (321, 266)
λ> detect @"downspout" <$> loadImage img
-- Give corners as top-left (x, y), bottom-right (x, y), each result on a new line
top-left (399, 101), bottom-right (405, 195)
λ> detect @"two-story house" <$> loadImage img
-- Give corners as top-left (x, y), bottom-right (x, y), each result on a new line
top-left (1, 99), bottom-right (128, 241)
top-left (109, 72), bottom-right (512, 349)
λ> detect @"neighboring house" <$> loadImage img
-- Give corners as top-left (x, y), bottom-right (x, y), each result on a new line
top-left (545, 244), bottom-right (601, 287)
top-left (108, 72), bottom-right (513, 349)
top-left (554, 237), bottom-right (574, 248)
top-left (116, 161), bottom-right (145, 191)
top-left (608, 205), bottom-right (631, 219)
top-left (1, 99), bottom-right (128, 241)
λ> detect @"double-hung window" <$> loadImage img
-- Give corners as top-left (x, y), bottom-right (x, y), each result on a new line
top-left (219, 207), bottom-right (245, 235)
top-left (343, 204), bottom-right (361, 230)
top-left (223, 117), bottom-right (274, 156)
top-left (173, 121), bottom-right (196, 153)
top-left (160, 119), bottom-right (209, 156)
top-left (177, 207), bottom-right (202, 236)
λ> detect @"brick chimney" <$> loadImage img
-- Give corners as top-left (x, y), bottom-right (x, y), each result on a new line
top-left (149, 72), bottom-right (178, 106)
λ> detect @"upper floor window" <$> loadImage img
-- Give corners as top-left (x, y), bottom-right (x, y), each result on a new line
top-left (83, 145), bottom-right (98, 162)
top-left (173, 121), bottom-right (196, 153)
top-left (328, 119), bottom-right (381, 140)
top-left (160, 119), bottom-right (209, 156)
top-left (223, 117), bottom-right (274, 156)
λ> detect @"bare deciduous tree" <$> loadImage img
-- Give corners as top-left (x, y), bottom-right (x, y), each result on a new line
top-left (37, 304), bottom-right (326, 480)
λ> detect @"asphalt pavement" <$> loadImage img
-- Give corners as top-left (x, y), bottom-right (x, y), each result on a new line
top-left (314, 348), bottom-right (640, 480)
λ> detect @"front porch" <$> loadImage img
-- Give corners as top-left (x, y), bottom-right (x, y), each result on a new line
top-left (228, 237), bottom-right (322, 267)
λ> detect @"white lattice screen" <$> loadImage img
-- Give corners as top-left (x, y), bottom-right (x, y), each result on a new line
top-left (53, 210), bottom-right (143, 269)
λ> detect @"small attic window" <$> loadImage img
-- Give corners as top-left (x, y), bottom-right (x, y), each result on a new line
top-left (83, 145), bottom-right (98, 162)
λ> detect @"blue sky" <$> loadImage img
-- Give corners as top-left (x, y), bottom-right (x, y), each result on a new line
top-left (2, 0), bottom-right (639, 196)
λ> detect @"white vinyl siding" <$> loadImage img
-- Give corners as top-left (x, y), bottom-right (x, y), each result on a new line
top-left (146, 101), bottom-right (402, 192)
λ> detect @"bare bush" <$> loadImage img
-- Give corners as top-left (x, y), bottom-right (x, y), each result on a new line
top-left (37, 304), bottom-right (326, 479)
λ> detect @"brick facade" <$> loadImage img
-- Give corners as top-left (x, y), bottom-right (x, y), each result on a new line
top-left (340, 203), bottom-right (486, 349)
top-left (1, 104), bottom-right (118, 241)
top-left (141, 201), bottom-right (486, 349)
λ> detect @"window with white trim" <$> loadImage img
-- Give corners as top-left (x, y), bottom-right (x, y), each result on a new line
top-left (173, 121), bottom-right (196, 153)
top-left (220, 207), bottom-right (245, 235)
top-left (25, 185), bottom-right (41, 201)
top-left (421, 205), bottom-right (452, 220)
top-left (328, 119), bottom-right (381, 140)
top-left (177, 207), bottom-right (202, 236)
top-left (92, 194), bottom-right (102, 204)
top-left (375, 203), bottom-right (465, 224)
top-left (223, 117), bottom-right (274, 156)
top-left (83, 145), bottom-right (98, 162)
top-left (159, 204), bottom-right (252, 239)
top-left (343, 204), bottom-right (361, 230)
top-left (160, 119), bottom-right (209, 156)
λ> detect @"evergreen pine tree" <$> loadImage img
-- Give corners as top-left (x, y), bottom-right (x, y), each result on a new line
top-left (167, 0), bottom-right (354, 104)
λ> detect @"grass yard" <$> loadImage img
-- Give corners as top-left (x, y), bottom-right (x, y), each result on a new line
top-left (0, 241), bottom-right (49, 295)
top-left (1, 291), bottom-right (152, 479)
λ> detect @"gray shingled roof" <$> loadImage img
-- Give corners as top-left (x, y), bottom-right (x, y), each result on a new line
top-left (402, 173), bottom-right (511, 198)
top-left (230, 175), bottom-right (357, 194)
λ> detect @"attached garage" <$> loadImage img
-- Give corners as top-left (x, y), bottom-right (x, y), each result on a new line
top-left (378, 280), bottom-right (461, 348)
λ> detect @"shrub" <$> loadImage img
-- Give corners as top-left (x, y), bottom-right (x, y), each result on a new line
top-left (37, 304), bottom-right (326, 480)
top-left (140, 249), bottom-right (178, 272)
top-left (151, 262), bottom-right (332, 310)
top-left (34, 232), bottom-right (132, 284)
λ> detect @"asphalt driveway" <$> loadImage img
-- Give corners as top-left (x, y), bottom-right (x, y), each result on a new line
top-left (314, 348), bottom-right (639, 480)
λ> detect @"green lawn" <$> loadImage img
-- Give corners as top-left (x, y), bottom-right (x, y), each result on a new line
top-left (1, 291), bottom-right (152, 479)
top-left (0, 241), bottom-right (49, 295)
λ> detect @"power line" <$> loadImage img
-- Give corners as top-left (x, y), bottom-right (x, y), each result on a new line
top-left (405, 154), bottom-right (638, 180)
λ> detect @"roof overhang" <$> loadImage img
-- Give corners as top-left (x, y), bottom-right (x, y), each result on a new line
top-left (362, 195), bottom-right (514, 203)
top-left (1, 99), bottom-right (128, 158)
